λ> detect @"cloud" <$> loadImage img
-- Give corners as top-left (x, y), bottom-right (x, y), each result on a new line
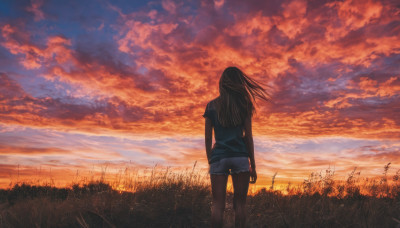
top-left (0, 72), bottom-right (153, 135)
top-left (0, 0), bottom-right (399, 140)
top-left (26, 0), bottom-right (45, 21)
top-left (0, 144), bottom-right (71, 155)
top-left (0, 0), bottom-right (399, 188)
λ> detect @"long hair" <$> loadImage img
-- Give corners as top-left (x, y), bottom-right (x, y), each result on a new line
top-left (215, 66), bottom-right (270, 127)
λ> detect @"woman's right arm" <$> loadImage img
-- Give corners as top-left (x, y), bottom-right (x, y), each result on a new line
top-left (205, 117), bottom-right (213, 163)
top-left (244, 115), bottom-right (257, 183)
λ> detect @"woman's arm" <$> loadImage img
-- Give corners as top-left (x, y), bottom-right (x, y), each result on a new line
top-left (244, 115), bottom-right (257, 183)
top-left (205, 117), bottom-right (213, 163)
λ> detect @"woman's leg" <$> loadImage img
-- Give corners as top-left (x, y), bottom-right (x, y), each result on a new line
top-left (211, 174), bottom-right (228, 228)
top-left (231, 172), bottom-right (250, 228)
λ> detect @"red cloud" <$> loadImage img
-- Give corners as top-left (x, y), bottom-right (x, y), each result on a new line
top-left (1, 0), bottom-right (399, 140)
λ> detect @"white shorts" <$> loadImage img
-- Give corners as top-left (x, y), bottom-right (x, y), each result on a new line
top-left (209, 157), bottom-right (250, 175)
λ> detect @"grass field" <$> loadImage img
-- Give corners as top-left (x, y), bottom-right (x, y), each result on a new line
top-left (1, 163), bottom-right (400, 227)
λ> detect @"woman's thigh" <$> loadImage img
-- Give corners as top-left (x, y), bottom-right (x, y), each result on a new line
top-left (211, 174), bottom-right (228, 202)
top-left (231, 172), bottom-right (250, 201)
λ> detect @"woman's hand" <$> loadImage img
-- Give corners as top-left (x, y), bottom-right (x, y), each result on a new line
top-left (249, 166), bottom-right (257, 184)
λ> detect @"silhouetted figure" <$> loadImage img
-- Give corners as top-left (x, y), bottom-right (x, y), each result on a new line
top-left (203, 66), bottom-right (270, 228)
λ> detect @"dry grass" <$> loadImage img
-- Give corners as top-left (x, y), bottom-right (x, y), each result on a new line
top-left (1, 163), bottom-right (400, 227)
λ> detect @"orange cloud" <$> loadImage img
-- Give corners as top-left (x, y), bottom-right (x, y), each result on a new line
top-left (0, 145), bottom-right (71, 155)
top-left (1, 0), bottom-right (399, 139)
top-left (0, 0), bottom-right (399, 189)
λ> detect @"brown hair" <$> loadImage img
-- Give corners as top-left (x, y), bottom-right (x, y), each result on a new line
top-left (215, 66), bottom-right (270, 127)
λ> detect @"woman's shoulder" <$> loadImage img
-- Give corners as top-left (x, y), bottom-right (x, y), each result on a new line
top-left (206, 97), bottom-right (219, 110)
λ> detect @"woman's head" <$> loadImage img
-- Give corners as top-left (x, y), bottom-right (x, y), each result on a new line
top-left (216, 66), bottom-right (270, 127)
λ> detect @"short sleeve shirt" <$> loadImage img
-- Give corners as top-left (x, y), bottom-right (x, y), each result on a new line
top-left (203, 98), bottom-right (248, 164)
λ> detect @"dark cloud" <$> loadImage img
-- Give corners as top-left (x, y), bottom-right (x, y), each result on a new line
top-left (0, 73), bottom-right (27, 99)
top-left (0, 0), bottom-right (398, 138)
top-left (226, 0), bottom-right (284, 17)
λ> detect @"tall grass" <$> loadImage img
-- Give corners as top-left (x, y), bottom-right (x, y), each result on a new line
top-left (1, 163), bottom-right (400, 227)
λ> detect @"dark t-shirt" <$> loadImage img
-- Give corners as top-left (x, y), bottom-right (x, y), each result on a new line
top-left (203, 98), bottom-right (248, 164)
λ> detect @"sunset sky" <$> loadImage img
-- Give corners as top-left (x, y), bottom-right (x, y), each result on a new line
top-left (0, 0), bottom-right (399, 189)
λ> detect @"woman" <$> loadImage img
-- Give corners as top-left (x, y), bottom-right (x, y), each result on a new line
top-left (203, 66), bottom-right (270, 228)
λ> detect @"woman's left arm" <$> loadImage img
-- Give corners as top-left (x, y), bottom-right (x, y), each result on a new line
top-left (205, 117), bottom-right (213, 163)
